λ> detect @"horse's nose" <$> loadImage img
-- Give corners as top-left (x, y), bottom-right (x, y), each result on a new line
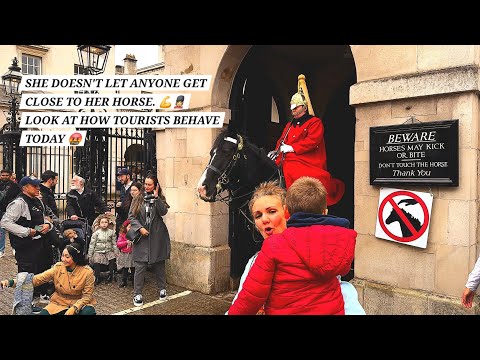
top-left (197, 184), bottom-right (207, 198)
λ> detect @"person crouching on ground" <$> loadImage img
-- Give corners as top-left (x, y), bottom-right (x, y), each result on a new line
top-left (0, 242), bottom-right (96, 315)
top-left (228, 176), bottom-right (357, 315)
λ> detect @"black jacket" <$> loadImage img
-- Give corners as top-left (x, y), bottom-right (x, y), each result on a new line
top-left (116, 185), bottom-right (132, 230)
top-left (40, 183), bottom-right (58, 216)
top-left (65, 187), bottom-right (109, 225)
top-left (0, 180), bottom-right (21, 213)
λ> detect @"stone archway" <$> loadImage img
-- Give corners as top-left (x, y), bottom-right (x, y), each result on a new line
top-left (210, 45), bottom-right (358, 279)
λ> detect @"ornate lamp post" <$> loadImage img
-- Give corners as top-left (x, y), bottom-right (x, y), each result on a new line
top-left (74, 45), bottom-right (111, 200)
top-left (77, 45), bottom-right (111, 75)
top-left (0, 57), bottom-right (26, 178)
top-left (74, 45), bottom-right (156, 203)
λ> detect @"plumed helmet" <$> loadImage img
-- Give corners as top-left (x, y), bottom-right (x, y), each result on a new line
top-left (290, 91), bottom-right (307, 110)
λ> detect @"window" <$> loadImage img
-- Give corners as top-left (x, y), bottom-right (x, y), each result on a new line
top-left (74, 64), bottom-right (99, 94)
top-left (22, 54), bottom-right (41, 75)
top-left (74, 64), bottom-right (85, 75)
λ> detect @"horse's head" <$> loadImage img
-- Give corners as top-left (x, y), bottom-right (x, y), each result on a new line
top-left (197, 129), bottom-right (244, 202)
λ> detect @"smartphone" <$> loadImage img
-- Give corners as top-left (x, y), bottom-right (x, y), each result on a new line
top-left (34, 225), bottom-right (43, 231)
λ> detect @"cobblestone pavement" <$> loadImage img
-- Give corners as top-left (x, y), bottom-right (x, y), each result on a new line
top-left (0, 242), bottom-right (234, 316)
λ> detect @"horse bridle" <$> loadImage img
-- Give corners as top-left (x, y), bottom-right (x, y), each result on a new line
top-left (207, 135), bottom-right (260, 232)
top-left (206, 135), bottom-right (246, 202)
top-left (205, 134), bottom-right (284, 240)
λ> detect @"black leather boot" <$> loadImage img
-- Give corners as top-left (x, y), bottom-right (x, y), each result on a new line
top-left (94, 264), bottom-right (101, 285)
top-left (105, 272), bottom-right (113, 283)
top-left (119, 268), bottom-right (128, 287)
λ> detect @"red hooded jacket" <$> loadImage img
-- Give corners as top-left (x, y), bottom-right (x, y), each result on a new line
top-left (228, 214), bottom-right (356, 315)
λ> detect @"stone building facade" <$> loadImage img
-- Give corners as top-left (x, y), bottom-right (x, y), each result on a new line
top-left (0, 45), bottom-right (118, 211)
top-left (1, 45), bottom-right (478, 314)
top-left (160, 45), bottom-right (480, 315)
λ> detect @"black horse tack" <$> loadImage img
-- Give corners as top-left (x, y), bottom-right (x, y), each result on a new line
top-left (197, 128), bottom-right (281, 278)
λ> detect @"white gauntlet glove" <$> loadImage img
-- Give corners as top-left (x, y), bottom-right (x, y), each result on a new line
top-left (280, 144), bottom-right (294, 153)
top-left (267, 150), bottom-right (278, 160)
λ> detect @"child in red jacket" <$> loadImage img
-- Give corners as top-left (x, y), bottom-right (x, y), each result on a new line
top-left (116, 220), bottom-right (135, 288)
top-left (228, 176), bottom-right (357, 315)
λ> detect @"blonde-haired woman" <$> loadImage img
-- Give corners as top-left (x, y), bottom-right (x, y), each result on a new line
top-left (229, 180), bottom-right (365, 315)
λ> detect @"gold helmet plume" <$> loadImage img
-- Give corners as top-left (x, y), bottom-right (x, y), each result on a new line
top-left (290, 74), bottom-right (315, 115)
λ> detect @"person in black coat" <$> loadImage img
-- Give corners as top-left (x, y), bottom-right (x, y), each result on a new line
top-left (65, 175), bottom-right (110, 251)
top-left (115, 168), bottom-right (133, 234)
top-left (0, 169), bottom-right (21, 257)
top-left (66, 175), bottom-right (110, 226)
top-left (128, 175), bottom-right (170, 306)
top-left (40, 170), bottom-right (59, 217)
top-left (0, 169), bottom-right (21, 213)
top-left (1, 176), bottom-right (57, 301)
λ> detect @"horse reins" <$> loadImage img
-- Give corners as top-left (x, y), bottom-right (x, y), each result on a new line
top-left (212, 135), bottom-right (280, 228)
top-left (205, 134), bottom-right (283, 243)
top-left (207, 135), bottom-right (246, 202)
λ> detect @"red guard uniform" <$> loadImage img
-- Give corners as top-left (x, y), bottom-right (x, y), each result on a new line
top-left (275, 114), bottom-right (344, 206)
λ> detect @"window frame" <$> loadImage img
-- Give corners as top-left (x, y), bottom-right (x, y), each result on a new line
top-left (21, 54), bottom-right (42, 75)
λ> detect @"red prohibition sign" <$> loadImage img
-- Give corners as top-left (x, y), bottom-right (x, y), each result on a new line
top-left (378, 190), bottom-right (429, 243)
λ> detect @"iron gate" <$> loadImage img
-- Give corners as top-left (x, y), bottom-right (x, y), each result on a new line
top-left (22, 127), bottom-right (156, 219)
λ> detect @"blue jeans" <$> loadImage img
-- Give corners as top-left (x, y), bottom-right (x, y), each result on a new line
top-left (0, 226), bottom-right (5, 253)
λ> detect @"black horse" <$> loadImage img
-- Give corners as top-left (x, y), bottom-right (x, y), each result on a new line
top-left (197, 128), bottom-right (280, 278)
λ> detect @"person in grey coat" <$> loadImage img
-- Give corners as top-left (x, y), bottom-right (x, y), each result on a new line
top-left (128, 174), bottom-right (170, 307)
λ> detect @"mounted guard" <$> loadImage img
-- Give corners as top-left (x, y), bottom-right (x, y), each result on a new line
top-left (268, 74), bottom-right (345, 206)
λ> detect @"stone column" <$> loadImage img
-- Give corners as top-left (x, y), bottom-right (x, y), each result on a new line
top-left (350, 45), bottom-right (480, 314)
top-left (158, 45), bottom-right (232, 294)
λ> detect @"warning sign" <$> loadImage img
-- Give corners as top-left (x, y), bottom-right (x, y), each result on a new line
top-left (375, 187), bottom-right (433, 248)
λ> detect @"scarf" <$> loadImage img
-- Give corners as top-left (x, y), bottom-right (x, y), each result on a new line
top-left (144, 192), bottom-right (154, 227)
top-left (287, 212), bottom-right (350, 229)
